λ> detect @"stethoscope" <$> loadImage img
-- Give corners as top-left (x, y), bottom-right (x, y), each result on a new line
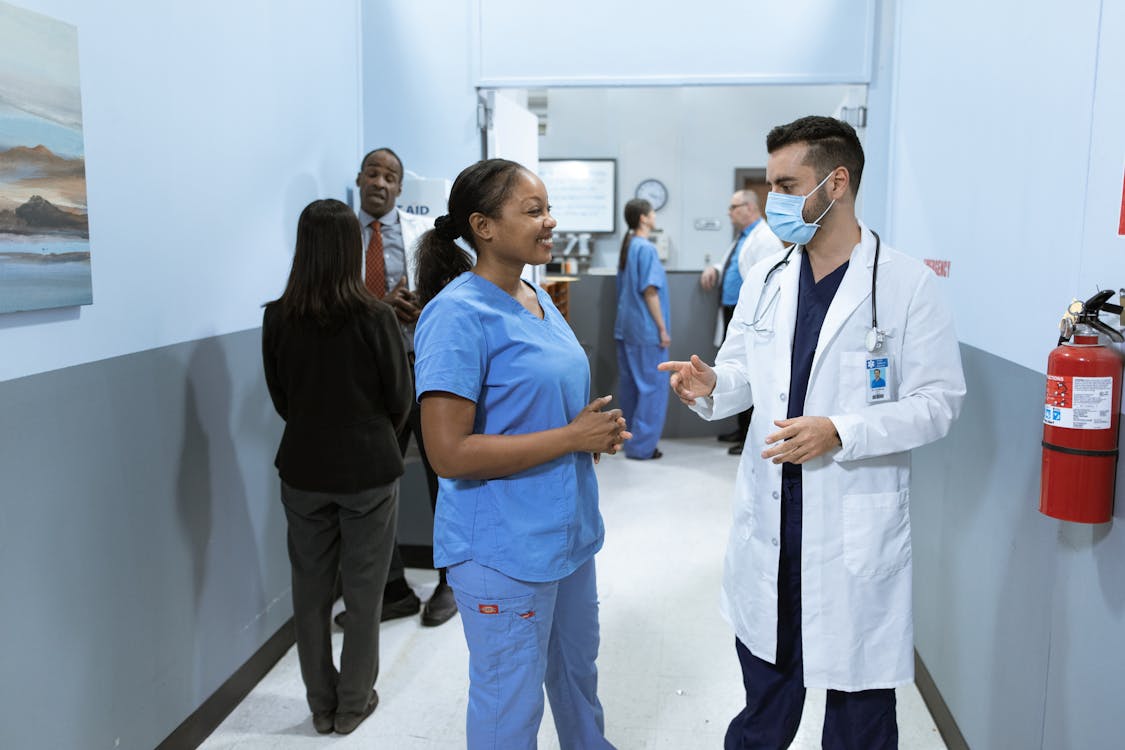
top-left (752, 230), bottom-right (885, 352)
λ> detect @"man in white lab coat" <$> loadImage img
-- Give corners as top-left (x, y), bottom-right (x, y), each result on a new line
top-left (700, 190), bottom-right (784, 454)
top-left (660, 116), bottom-right (965, 749)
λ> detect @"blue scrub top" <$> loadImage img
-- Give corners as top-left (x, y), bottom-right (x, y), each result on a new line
top-left (613, 235), bottom-right (670, 345)
top-left (783, 251), bottom-right (849, 480)
top-left (414, 272), bottom-right (604, 583)
top-left (721, 220), bottom-right (758, 306)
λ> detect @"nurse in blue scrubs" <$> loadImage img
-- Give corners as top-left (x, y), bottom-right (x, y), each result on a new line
top-left (614, 199), bottom-right (671, 460)
top-left (412, 158), bottom-right (628, 750)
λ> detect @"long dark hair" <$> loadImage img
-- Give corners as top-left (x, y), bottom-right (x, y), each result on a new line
top-left (271, 198), bottom-right (379, 323)
top-left (415, 158), bottom-right (528, 306)
top-left (618, 198), bottom-right (652, 271)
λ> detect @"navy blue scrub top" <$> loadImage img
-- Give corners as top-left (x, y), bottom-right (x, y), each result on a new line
top-left (782, 251), bottom-right (849, 480)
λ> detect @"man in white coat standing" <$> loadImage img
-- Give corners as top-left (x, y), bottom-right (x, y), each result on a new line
top-left (660, 117), bottom-right (965, 749)
top-left (339, 147), bottom-right (457, 628)
top-left (700, 190), bottom-right (783, 454)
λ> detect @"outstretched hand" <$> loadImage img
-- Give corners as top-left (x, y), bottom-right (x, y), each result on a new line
top-left (657, 355), bottom-right (717, 405)
top-left (570, 395), bottom-right (632, 462)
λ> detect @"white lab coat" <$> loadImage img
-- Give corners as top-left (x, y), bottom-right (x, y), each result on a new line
top-left (692, 224), bottom-right (965, 690)
top-left (398, 207), bottom-right (434, 292)
top-left (711, 221), bottom-right (785, 346)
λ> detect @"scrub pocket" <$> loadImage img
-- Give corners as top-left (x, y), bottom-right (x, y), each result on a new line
top-left (452, 589), bottom-right (540, 667)
top-left (841, 490), bottom-right (911, 577)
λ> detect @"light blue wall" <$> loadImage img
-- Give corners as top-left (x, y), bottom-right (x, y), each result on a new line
top-left (361, 1), bottom-right (480, 181)
top-left (0, 0), bottom-right (363, 383)
top-left (0, 2), bottom-right (360, 747)
top-left (893, 1), bottom-right (1125, 747)
top-left (475, 0), bottom-right (876, 86)
top-left (885, 0), bottom-right (1106, 372)
top-left (856, 0), bottom-right (898, 235)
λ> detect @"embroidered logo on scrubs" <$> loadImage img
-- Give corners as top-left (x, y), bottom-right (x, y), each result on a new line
top-left (478, 604), bottom-right (500, 615)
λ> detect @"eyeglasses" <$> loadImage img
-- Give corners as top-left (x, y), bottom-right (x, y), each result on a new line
top-left (728, 202), bottom-right (747, 212)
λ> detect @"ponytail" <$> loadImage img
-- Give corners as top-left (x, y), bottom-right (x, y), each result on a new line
top-left (415, 226), bottom-right (473, 307)
top-left (414, 158), bottom-right (528, 306)
top-left (618, 230), bottom-right (634, 271)
top-left (618, 198), bottom-right (653, 271)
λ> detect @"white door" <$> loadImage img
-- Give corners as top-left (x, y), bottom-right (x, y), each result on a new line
top-left (483, 89), bottom-right (539, 170)
top-left (481, 90), bottom-right (544, 285)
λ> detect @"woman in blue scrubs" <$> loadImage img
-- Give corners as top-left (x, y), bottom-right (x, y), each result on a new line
top-left (412, 158), bottom-right (628, 750)
top-left (614, 199), bottom-right (671, 460)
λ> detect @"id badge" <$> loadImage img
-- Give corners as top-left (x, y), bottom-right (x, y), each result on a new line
top-left (865, 356), bottom-right (893, 404)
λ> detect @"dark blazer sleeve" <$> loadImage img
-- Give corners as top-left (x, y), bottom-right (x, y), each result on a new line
top-left (367, 303), bottom-right (412, 434)
top-left (261, 305), bottom-right (288, 421)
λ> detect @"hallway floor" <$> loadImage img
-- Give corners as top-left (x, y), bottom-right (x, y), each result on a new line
top-left (201, 437), bottom-right (947, 749)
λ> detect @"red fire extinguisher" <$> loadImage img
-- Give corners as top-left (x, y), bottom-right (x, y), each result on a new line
top-left (1041, 290), bottom-right (1124, 523)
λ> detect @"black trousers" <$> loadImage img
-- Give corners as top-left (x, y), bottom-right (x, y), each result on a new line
top-left (724, 477), bottom-right (898, 749)
top-left (722, 305), bottom-right (752, 439)
top-left (281, 480), bottom-right (397, 715)
top-left (385, 358), bottom-right (440, 587)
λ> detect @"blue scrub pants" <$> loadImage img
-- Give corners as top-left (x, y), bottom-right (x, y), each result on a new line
top-left (724, 477), bottom-right (898, 750)
top-left (447, 557), bottom-right (615, 750)
top-left (615, 341), bottom-right (668, 459)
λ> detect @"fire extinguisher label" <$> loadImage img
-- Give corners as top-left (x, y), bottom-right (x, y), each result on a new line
top-left (1043, 375), bottom-right (1113, 429)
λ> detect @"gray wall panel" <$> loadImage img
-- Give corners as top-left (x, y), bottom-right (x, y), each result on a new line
top-left (1043, 503), bottom-right (1125, 748)
top-left (913, 343), bottom-right (1125, 749)
top-left (0, 329), bottom-right (288, 749)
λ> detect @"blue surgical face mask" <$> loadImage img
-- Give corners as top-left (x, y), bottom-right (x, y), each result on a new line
top-left (764, 170), bottom-right (836, 245)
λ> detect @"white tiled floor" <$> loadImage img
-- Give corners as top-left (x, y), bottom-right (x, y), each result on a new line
top-left (201, 437), bottom-right (947, 749)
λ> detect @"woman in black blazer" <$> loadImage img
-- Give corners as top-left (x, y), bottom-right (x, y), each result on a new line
top-left (262, 198), bottom-right (412, 735)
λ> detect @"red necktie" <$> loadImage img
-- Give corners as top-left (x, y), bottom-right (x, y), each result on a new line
top-left (365, 220), bottom-right (385, 298)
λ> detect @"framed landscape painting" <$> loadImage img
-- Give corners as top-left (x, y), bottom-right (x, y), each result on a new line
top-left (0, 0), bottom-right (91, 314)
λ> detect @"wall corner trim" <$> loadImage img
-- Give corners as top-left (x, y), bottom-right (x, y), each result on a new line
top-left (155, 619), bottom-right (295, 750)
top-left (915, 649), bottom-right (971, 750)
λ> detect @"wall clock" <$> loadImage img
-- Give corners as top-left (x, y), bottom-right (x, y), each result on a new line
top-left (634, 178), bottom-right (668, 211)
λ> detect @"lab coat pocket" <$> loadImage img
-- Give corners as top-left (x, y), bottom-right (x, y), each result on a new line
top-left (452, 590), bottom-right (540, 667)
top-left (841, 490), bottom-right (911, 577)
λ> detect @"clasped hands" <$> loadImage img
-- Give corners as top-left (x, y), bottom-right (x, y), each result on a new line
top-left (385, 277), bottom-right (421, 323)
top-left (657, 356), bottom-right (841, 465)
top-left (570, 395), bottom-right (632, 464)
